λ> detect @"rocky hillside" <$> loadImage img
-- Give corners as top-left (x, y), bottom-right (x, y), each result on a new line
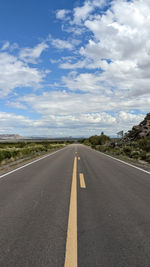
top-left (125, 113), bottom-right (150, 140)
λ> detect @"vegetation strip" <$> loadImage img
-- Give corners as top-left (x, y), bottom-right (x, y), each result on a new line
top-left (0, 141), bottom-right (72, 167)
top-left (0, 146), bottom-right (67, 179)
top-left (81, 113), bottom-right (150, 166)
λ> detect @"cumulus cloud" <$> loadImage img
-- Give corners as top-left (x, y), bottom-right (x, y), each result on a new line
top-left (0, 108), bottom-right (145, 137)
top-left (118, 111), bottom-right (144, 124)
top-left (21, 88), bottom-right (150, 118)
top-left (1, 41), bottom-right (19, 52)
top-left (59, 0), bottom-right (150, 99)
top-left (1, 41), bottom-right (10, 51)
top-left (0, 52), bottom-right (47, 97)
top-left (116, 111), bottom-right (145, 133)
top-left (60, 59), bottom-right (87, 69)
top-left (1, 0), bottom-right (150, 136)
top-left (51, 38), bottom-right (75, 50)
top-left (73, 1), bottom-right (94, 24)
top-left (0, 112), bottom-right (33, 132)
top-left (19, 42), bottom-right (49, 64)
top-left (6, 101), bottom-right (27, 110)
top-left (72, 0), bottom-right (106, 24)
top-left (62, 71), bottom-right (109, 93)
top-left (56, 9), bottom-right (70, 20)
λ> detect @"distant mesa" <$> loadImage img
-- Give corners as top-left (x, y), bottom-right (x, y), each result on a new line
top-left (0, 134), bottom-right (23, 140)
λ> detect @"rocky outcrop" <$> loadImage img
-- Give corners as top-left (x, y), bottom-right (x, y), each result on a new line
top-left (133, 113), bottom-right (150, 137)
top-left (124, 113), bottom-right (150, 140)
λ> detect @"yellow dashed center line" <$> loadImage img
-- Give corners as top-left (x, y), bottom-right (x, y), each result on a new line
top-left (79, 173), bottom-right (86, 189)
top-left (64, 157), bottom-right (77, 267)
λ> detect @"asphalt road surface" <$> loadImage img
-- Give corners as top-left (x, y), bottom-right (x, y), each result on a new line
top-left (0, 144), bottom-right (150, 267)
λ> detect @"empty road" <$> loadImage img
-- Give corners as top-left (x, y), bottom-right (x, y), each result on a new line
top-left (0, 144), bottom-right (150, 266)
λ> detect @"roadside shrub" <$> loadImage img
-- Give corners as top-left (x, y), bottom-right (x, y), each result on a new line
top-left (97, 146), bottom-right (108, 152)
top-left (89, 134), bottom-right (110, 146)
top-left (83, 139), bottom-right (91, 146)
top-left (0, 150), bottom-right (12, 162)
top-left (10, 150), bottom-right (21, 159)
top-left (145, 153), bottom-right (150, 163)
top-left (138, 138), bottom-right (150, 152)
top-left (0, 151), bottom-right (5, 162)
top-left (3, 150), bottom-right (12, 159)
top-left (111, 148), bottom-right (122, 155)
top-left (130, 150), bottom-right (140, 159)
top-left (123, 146), bottom-right (132, 156)
top-left (140, 151), bottom-right (147, 160)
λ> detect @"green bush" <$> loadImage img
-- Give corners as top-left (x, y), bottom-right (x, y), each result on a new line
top-left (0, 150), bottom-right (12, 162)
top-left (123, 146), bottom-right (132, 156)
top-left (145, 153), bottom-right (150, 163)
top-left (140, 151), bottom-right (147, 160)
top-left (83, 139), bottom-right (91, 146)
top-left (130, 150), bottom-right (140, 159)
top-left (97, 146), bottom-right (108, 152)
top-left (0, 151), bottom-right (5, 162)
top-left (89, 133), bottom-right (110, 146)
top-left (139, 138), bottom-right (150, 152)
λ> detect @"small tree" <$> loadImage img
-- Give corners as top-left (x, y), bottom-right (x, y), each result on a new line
top-left (89, 134), bottom-right (110, 146)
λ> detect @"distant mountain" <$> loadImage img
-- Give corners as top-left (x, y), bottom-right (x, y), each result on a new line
top-left (125, 113), bottom-right (150, 140)
top-left (0, 134), bottom-right (23, 140)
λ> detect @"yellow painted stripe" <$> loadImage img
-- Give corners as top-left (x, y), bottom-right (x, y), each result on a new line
top-left (79, 173), bottom-right (86, 188)
top-left (64, 157), bottom-right (77, 267)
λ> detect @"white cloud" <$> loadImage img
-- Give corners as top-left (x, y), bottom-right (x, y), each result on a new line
top-left (22, 90), bottom-right (110, 116)
top-left (0, 110), bottom-right (114, 136)
top-left (1, 41), bottom-right (19, 52)
top-left (59, 57), bottom-right (103, 69)
top-left (1, 0), bottom-right (150, 136)
top-left (6, 101), bottom-right (27, 110)
top-left (1, 41), bottom-right (10, 51)
top-left (56, 9), bottom-right (70, 20)
top-left (72, 0), bottom-right (106, 24)
top-left (0, 52), bottom-right (47, 97)
top-left (0, 112), bottom-right (33, 132)
top-left (62, 71), bottom-right (109, 93)
top-left (118, 111), bottom-right (144, 124)
top-left (0, 108), bottom-right (145, 137)
top-left (60, 60), bottom-right (87, 69)
top-left (60, 0), bottom-right (150, 99)
top-left (51, 38), bottom-right (74, 50)
top-left (82, 0), bottom-right (150, 63)
top-left (73, 1), bottom-right (94, 24)
top-left (21, 88), bottom-right (150, 119)
top-left (0, 110), bottom-right (116, 136)
top-left (19, 42), bottom-right (49, 64)
top-left (116, 111), bottom-right (145, 133)
top-left (62, 24), bottom-right (86, 35)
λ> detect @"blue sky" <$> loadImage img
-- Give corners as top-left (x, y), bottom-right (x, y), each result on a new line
top-left (0, 0), bottom-right (149, 137)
